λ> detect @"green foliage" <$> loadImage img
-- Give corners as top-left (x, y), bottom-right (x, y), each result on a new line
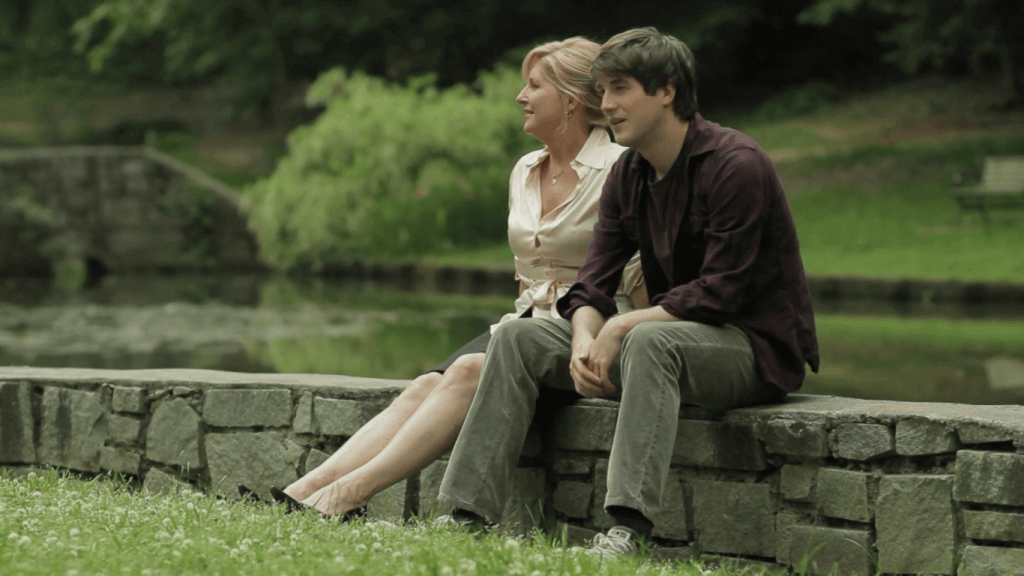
top-left (244, 66), bottom-right (536, 270)
top-left (72, 0), bottom-right (283, 118)
top-left (0, 0), bottom-right (98, 79)
top-left (798, 0), bottom-right (1024, 104)
top-left (746, 81), bottom-right (839, 122)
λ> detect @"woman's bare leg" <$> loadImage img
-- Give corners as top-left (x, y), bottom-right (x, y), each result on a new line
top-left (301, 353), bottom-right (484, 516)
top-left (284, 371), bottom-right (443, 500)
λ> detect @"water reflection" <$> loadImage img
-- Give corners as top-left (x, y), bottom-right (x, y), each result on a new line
top-left (1, 275), bottom-right (1022, 405)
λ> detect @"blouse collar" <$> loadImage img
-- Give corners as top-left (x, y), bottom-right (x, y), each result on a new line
top-left (525, 127), bottom-right (612, 171)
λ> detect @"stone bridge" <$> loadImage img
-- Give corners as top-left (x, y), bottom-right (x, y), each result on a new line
top-left (2, 367), bottom-right (1023, 575)
top-left (0, 147), bottom-right (261, 278)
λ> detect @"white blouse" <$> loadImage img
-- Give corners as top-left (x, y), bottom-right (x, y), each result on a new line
top-left (495, 128), bottom-right (643, 330)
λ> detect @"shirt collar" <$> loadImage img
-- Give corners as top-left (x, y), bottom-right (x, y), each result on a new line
top-left (687, 112), bottom-right (724, 158)
top-left (525, 127), bottom-right (610, 170)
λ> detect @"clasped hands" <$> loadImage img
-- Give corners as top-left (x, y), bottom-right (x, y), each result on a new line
top-left (569, 316), bottom-right (627, 397)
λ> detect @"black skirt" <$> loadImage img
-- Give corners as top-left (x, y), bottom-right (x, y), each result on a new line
top-left (425, 308), bottom-right (533, 374)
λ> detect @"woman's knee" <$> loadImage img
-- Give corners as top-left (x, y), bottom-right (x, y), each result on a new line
top-left (397, 372), bottom-right (442, 405)
top-left (437, 353), bottom-right (484, 396)
top-left (491, 318), bottom-right (545, 346)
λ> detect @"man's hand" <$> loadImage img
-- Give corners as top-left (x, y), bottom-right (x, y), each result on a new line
top-left (571, 305), bottom-right (681, 396)
top-left (588, 317), bottom-right (628, 390)
top-left (570, 331), bottom-right (615, 397)
top-left (569, 307), bottom-right (615, 397)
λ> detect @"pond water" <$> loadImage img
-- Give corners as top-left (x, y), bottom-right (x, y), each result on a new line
top-left (2, 275), bottom-right (1023, 406)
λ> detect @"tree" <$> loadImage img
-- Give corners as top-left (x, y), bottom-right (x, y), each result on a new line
top-left (69, 0), bottom-right (557, 123)
top-left (798, 0), bottom-right (1024, 107)
top-left (73, 0), bottom-right (302, 123)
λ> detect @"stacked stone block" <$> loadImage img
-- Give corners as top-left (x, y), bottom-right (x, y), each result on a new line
top-left (0, 147), bottom-right (260, 275)
top-left (3, 368), bottom-right (1024, 575)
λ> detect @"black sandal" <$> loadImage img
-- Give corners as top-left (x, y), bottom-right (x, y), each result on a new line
top-left (269, 486), bottom-right (313, 514)
top-left (269, 486), bottom-right (368, 521)
top-left (237, 484), bottom-right (273, 505)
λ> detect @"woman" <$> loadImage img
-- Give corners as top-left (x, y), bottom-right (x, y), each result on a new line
top-left (265, 37), bottom-right (645, 518)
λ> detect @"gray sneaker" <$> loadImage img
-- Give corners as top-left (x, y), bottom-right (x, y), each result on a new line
top-left (432, 512), bottom-right (491, 534)
top-left (586, 526), bottom-right (641, 558)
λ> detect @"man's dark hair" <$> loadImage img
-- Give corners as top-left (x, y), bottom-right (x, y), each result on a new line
top-left (592, 27), bottom-right (698, 121)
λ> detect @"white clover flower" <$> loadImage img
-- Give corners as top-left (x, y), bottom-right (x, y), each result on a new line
top-left (355, 543), bottom-right (367, 552)
top-left (7, 532), bottom-right (19, 540)
top-left (18, 535), bottom-right (31, 546)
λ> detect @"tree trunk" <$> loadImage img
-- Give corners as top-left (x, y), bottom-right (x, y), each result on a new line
top-left (993, 0), bottom-right (1024, 108)
top-left (266, 0), bottom-right (290, 126)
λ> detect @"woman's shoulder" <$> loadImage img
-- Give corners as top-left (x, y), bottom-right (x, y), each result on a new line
top-left (580, 128), bottom-right (628, 170)
top-left (512, 148), bottom-right (546, 175)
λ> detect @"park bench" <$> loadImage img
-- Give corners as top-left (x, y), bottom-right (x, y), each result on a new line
top-left (952, 156), bottom-right (1024, 224)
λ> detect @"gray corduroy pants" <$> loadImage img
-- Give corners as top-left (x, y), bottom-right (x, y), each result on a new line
top-left (436, 317), bottom-right (784, 524)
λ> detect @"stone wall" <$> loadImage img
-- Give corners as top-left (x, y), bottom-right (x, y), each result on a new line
top-left (2, 367), bottom-right (1024, 575)
top-left (0, 147), bottom-right (260, 275)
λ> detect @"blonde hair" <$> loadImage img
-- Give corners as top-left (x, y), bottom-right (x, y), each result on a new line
top-left (521, 37), bottom-right (604, 127)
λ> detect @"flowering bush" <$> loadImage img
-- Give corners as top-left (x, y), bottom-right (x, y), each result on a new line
top-left (244, 66), bottom-right (537, 270)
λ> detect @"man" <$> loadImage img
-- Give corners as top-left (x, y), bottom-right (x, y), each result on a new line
top-left (436, 27), bottom-right (819, 556)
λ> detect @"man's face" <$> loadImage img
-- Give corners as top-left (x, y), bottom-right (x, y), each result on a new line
top-left (595, 74), bottom-right (670, 149)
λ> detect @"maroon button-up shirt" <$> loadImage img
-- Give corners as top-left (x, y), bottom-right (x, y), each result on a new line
top-left (557, 113), bottom-right (819, 392)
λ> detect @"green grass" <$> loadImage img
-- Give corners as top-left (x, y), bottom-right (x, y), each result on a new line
top-left (818, 315), bottom-right (1024, 352)
top-left (792, 181), bottom-right (1024, 281)
top-left (0, 470), bottom-right (723, 576)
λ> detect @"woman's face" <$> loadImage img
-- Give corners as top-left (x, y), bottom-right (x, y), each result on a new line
top-left (516, 62), bottom-right (568, 141)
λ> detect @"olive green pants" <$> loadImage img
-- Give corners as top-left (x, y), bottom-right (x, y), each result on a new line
top-left (437, 317), bottom-right (784, 524)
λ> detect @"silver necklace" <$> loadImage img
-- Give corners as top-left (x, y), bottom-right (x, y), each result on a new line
top-left (549, 162), bottom-right (569, 184)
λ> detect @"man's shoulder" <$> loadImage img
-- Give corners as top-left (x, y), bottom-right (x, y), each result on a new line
top-left (694, 118), bottom-right (770, 165)
top-left (609, 147), bottom-right (645, 179)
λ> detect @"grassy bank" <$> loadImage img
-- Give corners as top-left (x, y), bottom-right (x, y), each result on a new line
top-left (422, 135), bottom-right (1024, 282)
top-left (0, 470), bottom-right (724, 576)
